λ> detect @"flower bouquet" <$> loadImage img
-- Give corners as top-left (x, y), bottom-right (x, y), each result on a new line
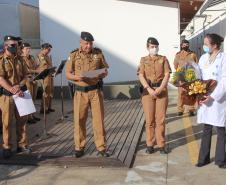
top-left (171, 61), bottom-right (217, 105)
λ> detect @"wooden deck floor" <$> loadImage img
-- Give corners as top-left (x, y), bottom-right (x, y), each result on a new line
top-left (0, 99), bottom-right (144, 168)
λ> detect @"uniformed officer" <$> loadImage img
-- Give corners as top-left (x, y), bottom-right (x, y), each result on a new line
top-left (21, 42), bottom-right (41, 124)
top-left (66, 31), bottom-right (110, 158)
top-left (0, 43), bottom-right (3, 134)
top-left (138, 37), bottom-right (171, 154)
top-left (174, 39), bottom-right (198, 116)
top-left (37, 43), bottom-right (55, 114)
top-left (0, 35), bottom-right (31, 159)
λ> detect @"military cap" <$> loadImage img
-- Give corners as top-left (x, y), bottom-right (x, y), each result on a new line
top-left (4, 35), bottom-right (17, 41)
top-left (181, 39), bottom-right (189, 44)
top-left (21, 42), bottom-right (31, 48)
top-left (147, 37), bottom-right (159, 45)
top-left (81, 31), bottom-right (94, 42)
top-left (16, 37), bottom-right (23, 41)
top-left (41, 43), bottom-right (52, 49)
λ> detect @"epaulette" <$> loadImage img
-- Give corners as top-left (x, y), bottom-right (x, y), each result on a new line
top-left (70, 48), bottom-right (79, 54)
top-left (93, 47), bottom-right (102, 54)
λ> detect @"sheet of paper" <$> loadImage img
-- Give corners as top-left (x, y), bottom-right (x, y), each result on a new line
top-left (81, 68), bottom-right (106, 78)
top-left (13, 90), bottom-right (36, 117)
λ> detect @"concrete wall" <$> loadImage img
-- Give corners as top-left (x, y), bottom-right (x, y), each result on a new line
top-left (39, 0), bottom-right (180, 86)
top-left (0, 0), bottom-right (39, 43)
top-left (187, 12), bottom-right (226, 58)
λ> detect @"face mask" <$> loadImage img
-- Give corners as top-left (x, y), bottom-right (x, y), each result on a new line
top-left (203, 45), bottom-right (211, 53)
top-left (7, 44), bottom-right (17, 55)
top-left (149, 47), bottom-right (159, 55)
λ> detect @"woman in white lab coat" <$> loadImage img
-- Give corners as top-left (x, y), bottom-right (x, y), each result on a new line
top-left (196, 33), bottom-right (226, 169)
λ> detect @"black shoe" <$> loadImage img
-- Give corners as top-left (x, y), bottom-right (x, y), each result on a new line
top-left (218, 163), bottom-right (226, 169)
top-left (146, 146), bottom-right (154, 154)
top-left (195, 161), bottom-right (210, 167)
top-left (189, 111), bottom-right (195, 117)
top-left (27, 119), bottom-right (36, 124)
top-left (48, 108), bottom-right (55, 112)
top-left (159, 147), bottom-right (168, 154)
top-left (2, 149), bottom-right (12, 159)
top-left (40, 110), bottom-right (49, 114)
top-left (97, 150), bottom-right (110, 157)
top-left (177, 112), bottom-right (183, 116)
top-left (17, 146), bottom-right (32, 154)
top-left (74, 150), bottom-right (84, 158)
top-left (33, 116), bottom-right (41, 121)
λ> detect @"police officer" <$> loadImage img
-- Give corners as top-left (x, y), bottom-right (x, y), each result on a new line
top-left (0, 35), bottom-right (31, 159)
top-left (0, 43), bottom-right (3, 134)
top-left (138, 37), bottom-right (171, 154)
top-left (66, 31), bottom-right (110, 158)
top-left (21, 43), bottom-right (41, 124)
top-left (37, 43), bottom-right (55, 114)
top-left (174, 39), bottom-right (198, 116)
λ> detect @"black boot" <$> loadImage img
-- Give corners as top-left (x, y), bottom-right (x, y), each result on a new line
top-left (2, 149), bottom-right (12, 159)
top-left (97, 150), bottom-right (110, 157)
top-left (189, 111), bottom-right (195, 117)
top-left (48, 108), bottom-right (55, 112)
top-left (27, 119), bottom-right (36, 125)
top-left (74, 150), bottom-right (84, 158)
top-left (177, 112), bottom-right (183, 116)
top-left (17, 146), bottom-right (32, 154)
top-left (146, 146), bottom-right (154, 154)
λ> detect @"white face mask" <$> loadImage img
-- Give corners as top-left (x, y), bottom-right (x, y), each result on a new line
top-left (149, 47), bottom-right (159, 55)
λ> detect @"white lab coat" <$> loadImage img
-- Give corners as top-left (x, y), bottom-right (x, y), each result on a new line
top-left (197, 52), bottom-right (226, 127)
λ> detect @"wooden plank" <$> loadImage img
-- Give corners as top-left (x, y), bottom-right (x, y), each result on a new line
top-left (123, 110), bottom-right (144, 167)
top-left (117, 104), bottom-right (143, 162)
top-left (85, 99), bottom-right (132, 155)
top-left (84, 100), bottom-right (128, 155)
top-left (110, 100), bottom-right (141, 159)
top-left (104, 100), bottom-right (140, 155)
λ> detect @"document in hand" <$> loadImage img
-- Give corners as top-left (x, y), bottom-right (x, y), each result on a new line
top-left (13, 90), bottom-right (36, 117)
top-left (81, 68), bottom-right (106, 78)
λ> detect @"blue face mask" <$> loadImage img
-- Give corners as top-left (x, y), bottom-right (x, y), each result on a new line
top-left (203, 45), bottom-right (211, 53)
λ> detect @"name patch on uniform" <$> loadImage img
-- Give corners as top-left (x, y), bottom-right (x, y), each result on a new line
top-left (158, 59), bottom-right (164, 64)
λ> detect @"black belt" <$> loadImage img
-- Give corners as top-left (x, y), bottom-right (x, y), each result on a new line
top-left (0, 85), bottom-right (27, 96)
top-left (148, 80), bottom-right (162, 88)
top-left (74, 83), bottom-right (103, 92)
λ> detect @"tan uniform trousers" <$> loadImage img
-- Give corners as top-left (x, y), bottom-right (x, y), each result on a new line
top-left (74, 89), bottom-right (106, 151)
top-left (0, 95), bottom-right (28, 149)
top-left (41, 76), bottom-right (54, 111)
top-left (177, 87), bottom-right (195, 113)
top-left (142, 90), bottom-right (168, 148)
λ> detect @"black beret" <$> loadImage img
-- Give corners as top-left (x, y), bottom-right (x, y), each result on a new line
top-left (147, 37), bottom-right (159, 45)
top-left (81, 31), bottom-right (94, 41)
top-left (41, 43), bottom-right (52, 49)
top-left (16, 37), bottom-right (23, 41)
top-left (21, 42), bottom-right (31, 48)
top-left (181, 39), bottom-right (189, 44)
top-left (4, 35), bottom-right (17, 41)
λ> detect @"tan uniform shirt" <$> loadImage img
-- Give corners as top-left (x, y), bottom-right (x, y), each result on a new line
top-left (37, 53), bottom-right (53, 71)
top-left (21, 55), bottom-right (37, 75)
top-left (139, 55), bottom-right (171, 83)
top-left (0, 54), bottom-right (27, 86)
top-left (66, 48), bottom-right (109, 87)
top-left (174, 50), bottom-right (198, 69)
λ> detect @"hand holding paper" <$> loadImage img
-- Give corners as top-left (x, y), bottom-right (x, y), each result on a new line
top-left (81, 68), bottom-right (107, 78)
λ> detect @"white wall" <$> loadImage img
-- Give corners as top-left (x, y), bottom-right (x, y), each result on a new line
top-left (187, 12), bottom-right (226, 58)
top-left (39, 0), bottom-right (180, 86)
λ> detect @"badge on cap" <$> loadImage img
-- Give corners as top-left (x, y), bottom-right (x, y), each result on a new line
top-left (159, 59), bottom-right (164, 64)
